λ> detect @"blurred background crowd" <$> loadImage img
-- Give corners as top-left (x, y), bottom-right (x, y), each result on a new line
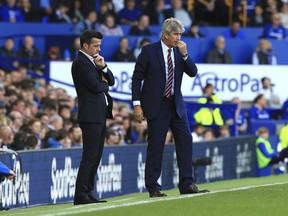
top-left (0, 0), bottom-right (287, 151)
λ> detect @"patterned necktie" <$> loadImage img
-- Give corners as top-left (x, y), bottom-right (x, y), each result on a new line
top-left (164, 48), bottom-right (173, 97)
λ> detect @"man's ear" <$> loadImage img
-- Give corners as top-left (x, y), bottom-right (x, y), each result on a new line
top-left (83, 43), bottom-right (88, 49)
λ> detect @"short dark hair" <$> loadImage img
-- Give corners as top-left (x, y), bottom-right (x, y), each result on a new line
top-left (80, 30), bottom-right (103, 47)
top-left (253, 94), bottom-right (264, 104)
top-left (261, 77), bottom-right (269, 84)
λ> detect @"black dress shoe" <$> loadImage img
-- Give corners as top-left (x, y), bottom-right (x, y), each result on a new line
top-left (149, 190), bottom-right (167, 198)
top-left (88, 193), bottom-right (107, 203)
top-left (180, 184), bottom-right (209, 195)
top-left (74, 195), bottom-right (95, 205)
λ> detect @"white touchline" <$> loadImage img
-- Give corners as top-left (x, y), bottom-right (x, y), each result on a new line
top-left (42, 181), bottom-right (288, 216)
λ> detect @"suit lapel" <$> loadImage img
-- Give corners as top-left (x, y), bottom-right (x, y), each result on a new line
top-left (156, 41), bottom-right (165, 74)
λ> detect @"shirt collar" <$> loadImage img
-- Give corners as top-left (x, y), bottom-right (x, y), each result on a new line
top-left (79, 50), bottom-right (95, 63)
top-left (161, 40), bottom-right (173, 53)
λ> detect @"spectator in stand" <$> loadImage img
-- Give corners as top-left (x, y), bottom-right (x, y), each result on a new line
top-left (105, 129), bottom-right (121, 145)
top-left (63, 37), bottom-right (81, 61)
top-left (256, 127), bottom-right (288, 176)
top-left (113, 36), bottom-right (135, 62)
top-left (279, 3), bottom-right (288, 29)
top-left (41, 98), bottom-right (58, 117)
top-left (39, 0), bottom-right (57, 23)
top-left (22, 118), bottom-right (42, 146)
top-left (223, 20), bottom-right (246, 39)
top-left (249, 94), bottom-right (270, 121)
top-left (203, 128), bottom-right (215, 141)
top-left (49, 2), bottom-right (72, 23)
top-left (0, 125), bottom-right (14, 149)
top-left (46, 45), bottom-right (62, 61)
top-left (224, 97), bottom-right (247, 135)
top-left (97, 1), bottom-right (115, 24)
top-left (33, 86), bottom-right (47, 108)
top-left (279, 123), bottom-right (288, 150)
top-left (10, 98), bottom-right (26, 116)
top-left (49, 112), bottom-right (63, 127)
top-left (218, 124), bottom-right (231, 138)
top-left (128, 14), bottom-right (152, 36)
top-left (112, 0), bottom-right (124, 13)
top-left (145, 0), bottom-right (165, 25)
top-left (25, 133), bottom-right (40, 150)
top-left (69, 125), bottom-right (82, 147)
top-left (118, 0), bottom-right (142, 25)
top-left (164, 0), bottom-right (192, 27)
top-left (260, 0), bottom-right (281, 20)
top-left (0, 0), bottom-right (25, 22)
top-left (108, 122), bottom-right (127, 145)
top-left (133, 37), bottom-right (151, 59)
top-left (47, 128), bottom-right (70, 148)
top-left (263, 13), bottom-right (287, 40)
top-left (18, 0), bottom-right (41, 22)
top-left (249, 4), bottom-right (269, 27)
top-left (58, 104), bottom-right (71, 122)
top-left (73, 11), bottom-right (98, 35)
top-left (191, 123), bottom-right (205, 142)
top-left (131, 119), bottom-right (148, 144)
top-left (194, 0), bottom-right (228, 26)
top-left (118, 103), bottom-right (131, 117)
top-left (199, 83), bottom-right (222, 104)
top-left (258, 76), bottom-right (281, 108)
top-left (194, 96), bottom-right (224, 126)
top-left (183, 22), bottom-right (205, 38)
top-left (234, 0), bottom-right (260, 21)
top-left (0, 37), bottom-right (16, 57)
top-left (8, 111), bottom-right (23, 133)
top-left (206, 36), bottom-right (233, 64)
top-left (98, 14), bottom-right (124, 36)
top-left (252, 39), bottom-right (277, 65)
top-left (281, 98), bottom-right (288, 119)
top-left (10, 130), bottom-right (27, 150)
top-left (68, 0), bottom-right (85, 24)
top-left (17, 35), bottom-right (42, 70)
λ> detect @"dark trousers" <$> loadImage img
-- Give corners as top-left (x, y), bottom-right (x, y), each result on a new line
top-left (269, 147), bottom-right (288, 165)
top-left (74, 122), bottom-right (106, 197)
top-left (145, 97), bottom-right (194, 192)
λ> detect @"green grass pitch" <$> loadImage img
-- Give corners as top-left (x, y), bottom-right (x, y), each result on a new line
top-left (3, 174), bottom-right (288, 216)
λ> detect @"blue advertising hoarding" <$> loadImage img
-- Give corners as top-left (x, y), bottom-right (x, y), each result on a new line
top-left (0, 135), bottom-right (257, 208)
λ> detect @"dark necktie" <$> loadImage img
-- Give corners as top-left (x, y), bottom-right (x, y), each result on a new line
top-left (164, 48), bottom-right (173, 97)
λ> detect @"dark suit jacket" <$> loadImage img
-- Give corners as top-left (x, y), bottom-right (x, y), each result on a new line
top-left (71, 51), bottom-right (115, 123)
top-left (132, 41), bottom-right (198, 120)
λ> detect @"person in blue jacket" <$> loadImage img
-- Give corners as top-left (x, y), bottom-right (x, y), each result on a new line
top-left (263, 13), bottom-right (287, 40)
top-left (0, 162), bottom-right (15, 211)
top-left (0, 0), bottom-right (25, 22)
top-left (249, 94), bottom-right (270, 121)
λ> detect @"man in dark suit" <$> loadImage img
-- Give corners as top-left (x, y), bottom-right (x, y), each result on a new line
top-left (132, 17), bottom-right (209, 197)
top-left (71, 29), bottom-right (115, 205)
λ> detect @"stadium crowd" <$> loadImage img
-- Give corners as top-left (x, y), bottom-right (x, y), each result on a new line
top-left (0, 0), bottom-right (287, 150)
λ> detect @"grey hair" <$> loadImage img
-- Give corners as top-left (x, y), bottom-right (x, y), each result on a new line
top-left (49, 114), bottom-right (63, 124)
top-left (160, 18), bottom-right (185, 39)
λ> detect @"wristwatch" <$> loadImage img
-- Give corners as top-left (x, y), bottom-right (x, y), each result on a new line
top-left (182, 53), bottom-right (188, 58)
top-left (101, 63), bottom-right (107, 70)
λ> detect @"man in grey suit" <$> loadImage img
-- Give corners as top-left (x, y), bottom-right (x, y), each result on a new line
top-left (71, 29), bottom-right (115, 205)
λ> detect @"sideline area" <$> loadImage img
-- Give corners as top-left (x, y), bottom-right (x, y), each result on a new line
top-left (5, 174), bottom-right (288, 216)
